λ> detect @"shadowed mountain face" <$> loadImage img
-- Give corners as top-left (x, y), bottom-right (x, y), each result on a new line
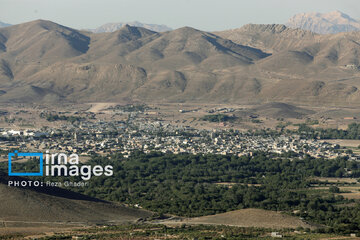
top-left (0, 19), bottom-right (360, 106)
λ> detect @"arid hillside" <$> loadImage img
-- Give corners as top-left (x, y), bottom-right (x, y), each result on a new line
top-left (0, 20), bottom-right (360, 106)
top-left (0, 174), bottom-right (152, 223)
top-left (161, 209), bottom-right (316, 230)
top-left (286, 11), bottom-right (360, 34)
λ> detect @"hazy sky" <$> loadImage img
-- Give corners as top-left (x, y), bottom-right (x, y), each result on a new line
top-left (1, 0), bottom-right (360, 31)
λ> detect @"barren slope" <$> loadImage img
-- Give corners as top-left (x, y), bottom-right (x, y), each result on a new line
top-left (165, 209), bottom-right (316, 229)
top-left (286, 11), bottom-right (360, 34)
top-left (0, 175), bottom-right (152, 223)
top-left (0, 20), bottom-right (360, 106)
top-left (215, 24), bottom-right (317, 53)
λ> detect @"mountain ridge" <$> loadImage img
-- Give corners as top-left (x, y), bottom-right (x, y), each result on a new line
top-left (286, 10), bottom-right (360, 34)
top-left (0, 19), bottom-right (360, 106)
top-left (88, 21), bottom-right (172, 33)
top-left (0, 21), bottom-right (11, 28)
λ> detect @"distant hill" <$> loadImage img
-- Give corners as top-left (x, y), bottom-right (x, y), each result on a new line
top-left (0, 174), bottom-right (152, 223)
top-left (0, 21), bottom-right (11, 28)
top-left (1, 19), bottom-right (360, 106)
top-left (286, 11), bottom-right (360, 34)
top-left (89, 21), bottom-right (172, 33)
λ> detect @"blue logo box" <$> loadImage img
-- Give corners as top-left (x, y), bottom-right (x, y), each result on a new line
top-left (8, 150), bottom-right (43, 176)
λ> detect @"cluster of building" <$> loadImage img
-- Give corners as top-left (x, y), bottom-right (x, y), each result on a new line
top-left (0, 114), bottom-right (358, 161)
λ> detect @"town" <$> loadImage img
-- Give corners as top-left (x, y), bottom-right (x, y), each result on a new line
top-left (0, 107), bottom-right (358, 161)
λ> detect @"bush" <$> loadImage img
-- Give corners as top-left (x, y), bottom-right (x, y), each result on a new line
top-left (329, 186), bottom-right (340, 193)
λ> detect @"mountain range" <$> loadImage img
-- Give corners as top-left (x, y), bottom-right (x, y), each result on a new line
top-left (0, 21), bottom-right (11, 28)
top-left (286, 11), bottom-right (360, 34)
top-left (88, 21), bottom-right (172, 33)
top-left (0, 19), bottom-right (360, 106)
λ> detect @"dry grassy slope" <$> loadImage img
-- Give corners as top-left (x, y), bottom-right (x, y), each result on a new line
top-left (0, 175), bottom-right (152, 223)
top-left (0, 20), bottom-right (360, 106)
top-left (181, 209), bottom-right (316, 229)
